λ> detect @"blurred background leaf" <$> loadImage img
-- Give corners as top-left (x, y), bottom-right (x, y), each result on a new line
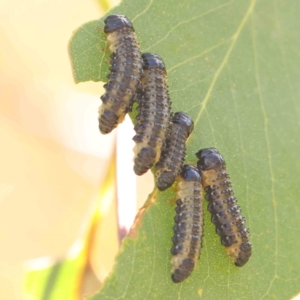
top-left (69, 0), bottom-right (300, 299)
top-left (0, 0), bottom-right (119, 299)
top-left (24, 153), bottom-right (117, 300)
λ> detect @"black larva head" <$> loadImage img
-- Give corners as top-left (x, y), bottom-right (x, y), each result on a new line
top-left (180, 164), bottom-right (201, 182)
top-left (142, 53), bottom-right (166, 71)
top-left (172, 112), bottom-right (194, 136)
top-left (196, 148), bottom-right (225, 171)
top-left (104, 15), bottom-right (133, 33)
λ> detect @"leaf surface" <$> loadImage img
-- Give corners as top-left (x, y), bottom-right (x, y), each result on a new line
top-left (69, 0), bottom-right (300, 299)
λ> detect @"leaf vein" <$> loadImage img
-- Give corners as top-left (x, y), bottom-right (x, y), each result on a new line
top-left (251, 12), bottom-right (279, 300)
top-left (132, 0), bottom-right (154, 22)
top-left (168, 39), bottom-right (229, 73)
top-left (193, 0), bottom-right (257, 129)
top-left (141, 0), bottom-right (235, 52)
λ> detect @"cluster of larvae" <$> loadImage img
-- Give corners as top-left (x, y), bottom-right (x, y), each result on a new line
top-left (98, 14), bottom-right (252, 284)
top-left (171, 149), bottom-right (252, 283)
top-left (98, 14), bottom-right (192, 191)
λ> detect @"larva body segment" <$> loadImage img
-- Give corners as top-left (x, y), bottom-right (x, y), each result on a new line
top-left (98, 15), bottom-right (143, 134)
top-left (155, 112), bottom-right (194, 191)
top-left (133, 53), bottom-right (172, 175)
top-left (196, 148), bottom-right (252, 267)
top-left (171, 165), bottom-right (204, 283)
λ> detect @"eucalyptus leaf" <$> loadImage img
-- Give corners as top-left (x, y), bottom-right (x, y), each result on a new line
top-left (69, 0), bottom-right (300, 299)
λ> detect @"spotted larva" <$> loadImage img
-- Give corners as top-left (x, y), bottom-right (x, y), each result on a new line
top-left (98, 15), bottom-right (143, 134)
top-left (155, 112), bottom-right (194, 191)
top-left (170, 165), bottom-right (204, 283)
top-left (196, 148), bottom-right (252, 267)
top-left (133, 53), bottom-right (172, 175)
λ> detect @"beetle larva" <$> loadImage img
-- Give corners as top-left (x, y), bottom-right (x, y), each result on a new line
top-left (171, 165), bottom-right (204, 283)
top-left (196, 148), bottom-right (252, 267)
top-left (98, 15), bottom-right (143, 134)
top-left (155, 112), bottom-right (194, 191)
top-left (133, 53), bottom-right (172, 175)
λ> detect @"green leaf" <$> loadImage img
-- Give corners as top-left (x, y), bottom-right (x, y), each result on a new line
top-left (69, 0), bottom-right (300, 299)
